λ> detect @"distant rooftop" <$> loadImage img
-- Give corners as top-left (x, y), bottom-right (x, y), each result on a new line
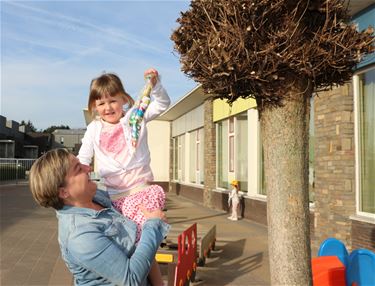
top-left (52, 128), bottom-right (86, 135)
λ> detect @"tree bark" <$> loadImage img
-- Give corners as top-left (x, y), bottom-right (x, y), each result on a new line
top-left (203, 97), bottom-right (215, 208)
top-left (261, 78), bottom-right (312, 285)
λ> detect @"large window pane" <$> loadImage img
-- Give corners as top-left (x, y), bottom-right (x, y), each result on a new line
top-left (188, 128), bottom-right (204, 185)
top-left (229, 136), bottom-right (234, 172)
top-left (217, 121), bottom-right (228, 188)
top-left (258, 121), bottom-right (266, 195)
top-left (309, 96), bottom-right (315, 203)
top-left (173, 137), bottom-right (178, 180)
top-left (189, 131), bottom-right (196, 183)
top-left (358, 68), bottom-right (375, 214)
top-left (236, 113), bottom-right (248, 192)
top-left (259, 145), bottom-right (266, 195)
top-left (199, 128), bottom-right (205, 184)
top-left (175, 135), bottom-right (185, 182)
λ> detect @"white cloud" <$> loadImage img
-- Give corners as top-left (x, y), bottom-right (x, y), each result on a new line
top-left (4, 1), bottom-right (168, 54)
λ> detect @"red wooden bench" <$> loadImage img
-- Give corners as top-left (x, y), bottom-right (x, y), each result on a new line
top-left (156, 223), bottom-right (197, 286)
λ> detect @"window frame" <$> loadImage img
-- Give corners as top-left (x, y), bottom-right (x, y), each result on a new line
top-left (228, 117), bottom-right (235, 173)
top-left (196, 129), bottom-right (200, 172)
top-left (172, 137), bottom-right (177, 180)
top-left (172, 135), bottom-right (185, 182)
top-left (353, 65), bottom-right (375, 219)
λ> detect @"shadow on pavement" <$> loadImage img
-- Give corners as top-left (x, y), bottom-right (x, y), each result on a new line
top-left (192, 239), bottom-right (265, 285)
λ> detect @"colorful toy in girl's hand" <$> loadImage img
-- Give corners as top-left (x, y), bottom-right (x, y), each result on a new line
top-left (129, 69), bottom-right (158, 150)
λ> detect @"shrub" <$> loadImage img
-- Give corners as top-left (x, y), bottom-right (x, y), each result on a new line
top-left (0, 164), bottom-right (27, 181)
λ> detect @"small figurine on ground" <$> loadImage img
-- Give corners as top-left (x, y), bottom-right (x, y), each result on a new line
top-left (228, 180), bottom-right (241, 221)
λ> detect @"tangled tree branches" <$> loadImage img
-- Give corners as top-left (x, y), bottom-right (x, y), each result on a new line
top-left (171, 0), bottom-right (374, 110)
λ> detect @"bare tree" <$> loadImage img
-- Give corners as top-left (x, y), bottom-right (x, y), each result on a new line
top-left (171, 0), bottom-right (374, 285)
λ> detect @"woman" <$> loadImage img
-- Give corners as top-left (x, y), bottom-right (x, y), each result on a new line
top-left (29, 148), bottom-right (169, 286)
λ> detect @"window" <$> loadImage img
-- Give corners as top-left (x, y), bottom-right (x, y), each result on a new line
top-left (0, 140), bottom-right (15, 158)
top-left (229, 136), bottom-right (234, 172)
top-left (229, 117), bottom-right (235, 172)
top-left (189, 128), bottom-right (204, 184)
top-left (259, 143), bottom-right (266, 195)
top-left (217, 120), bottom-right (228, 188)
top-left (236, 114), bottom-right (248, 192)
top-left (355, 67), bottom-right (375, 215)
top-left (173, 135), bottom-right (185, 182)
top-left (196, 130), bottom-right (200, 171)
top-left (199, 129), bottom-right (205, 184)
top-left (309, 96), bottom-right (315, 203)
top-left (173, 137), bottom-right (178, 180)
top-left (258, 123), bottom-right (266, 195)
top-left (217, 113), bottom-right (248, 191)
top-left (189, 133), bottom-right (196, 183)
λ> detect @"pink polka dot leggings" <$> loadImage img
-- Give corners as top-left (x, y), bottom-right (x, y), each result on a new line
top-left (112, 184), bottom-right (165, 242)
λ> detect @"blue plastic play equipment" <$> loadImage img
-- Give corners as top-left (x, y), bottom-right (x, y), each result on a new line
top-left (318, 238), bottom-right (349, 267)
top-left (346, 249), bottom-right (375, 286)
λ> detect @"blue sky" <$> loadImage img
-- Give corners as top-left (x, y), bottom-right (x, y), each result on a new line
top-left (1, 0), bottom-right (197, 130)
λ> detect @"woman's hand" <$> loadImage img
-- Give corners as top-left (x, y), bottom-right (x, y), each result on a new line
top-left (144, 68), bottom-right (159, 87)
top-left (139, 205), bottom-right (167, 222)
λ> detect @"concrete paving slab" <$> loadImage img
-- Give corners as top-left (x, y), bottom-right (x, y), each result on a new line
top-left (164, 193), bottom-right (270, 286)
top-left (0, 184), bottom-right (72, 286)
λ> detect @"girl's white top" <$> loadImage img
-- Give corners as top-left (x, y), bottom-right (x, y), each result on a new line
top-left (78, 81), bottom-right (170, 196)
top-left (228, 188), bottom-right (240, 204)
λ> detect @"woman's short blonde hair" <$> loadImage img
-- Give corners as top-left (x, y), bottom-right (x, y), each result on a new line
top-left (29, 149), bottom-right (71, 210)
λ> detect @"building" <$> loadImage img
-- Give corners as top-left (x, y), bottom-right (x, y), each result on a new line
top-left (0, 115), bottom-right (85, 158)
top-left (158, 2), bottom-right (374, 253)
top-left (52, 129), bottom-right (86, 155)
top-left (0, 115), bottom-right (40, 158)
top-left (312, 4), bottom-right (375, 252)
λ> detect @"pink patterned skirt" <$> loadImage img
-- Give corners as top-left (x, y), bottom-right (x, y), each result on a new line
top-left (112, 184), bottom-right (165, 242)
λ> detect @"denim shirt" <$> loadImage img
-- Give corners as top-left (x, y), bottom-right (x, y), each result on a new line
top-left (56, 189), bottom-right (170, 286)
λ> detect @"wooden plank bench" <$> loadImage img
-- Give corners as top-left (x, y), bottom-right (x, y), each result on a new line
top-left (156, 224), bottom-right (217, 286)
top-left (197, 224), bottom-right (216, 266)
top-left (156, 223), bottom-right (197, 286)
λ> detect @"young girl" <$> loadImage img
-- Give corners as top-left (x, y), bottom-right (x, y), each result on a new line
top-left (228, 180), bottom-right (241, 221)
top-left (78, 69), bottom-right (170, 286)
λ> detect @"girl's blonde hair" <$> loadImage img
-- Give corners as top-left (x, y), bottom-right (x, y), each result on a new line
top-left (29, 149), bottom-right (71, 210)
top-left (88, 73), bottom-right (134, 115)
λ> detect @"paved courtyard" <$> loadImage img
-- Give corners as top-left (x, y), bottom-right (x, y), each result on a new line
top-left (0, 183), bottom-right (270, 286)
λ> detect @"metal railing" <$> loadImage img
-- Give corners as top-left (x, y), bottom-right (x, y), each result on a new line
top-left (0, 158), bottom-right (36, 184)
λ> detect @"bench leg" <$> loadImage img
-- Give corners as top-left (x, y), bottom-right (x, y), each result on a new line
top-left (167, 263), bottom-right (176, 286)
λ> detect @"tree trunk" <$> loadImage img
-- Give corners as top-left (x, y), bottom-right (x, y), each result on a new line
top-left (203, 97), bottom-right (216, 208)
top-left (261, 78), bottom-right (312, 285)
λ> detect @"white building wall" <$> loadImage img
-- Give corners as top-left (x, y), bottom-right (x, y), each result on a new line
top-left (148, 120), bottom-right (170, 181)
top-left (247, 109), bottom-right (260, 195)
top-left (172, 105), bottom-right (204, 137)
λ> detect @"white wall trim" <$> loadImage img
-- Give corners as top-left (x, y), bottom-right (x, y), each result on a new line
top-left (350, 214), bottom-right (375, 224)
top-left (353, 66), bottom-right (375, 219)
top-left (353, 74), bottom-right (361, 216)
top-left (247, 109), bottom-right (260, 195)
